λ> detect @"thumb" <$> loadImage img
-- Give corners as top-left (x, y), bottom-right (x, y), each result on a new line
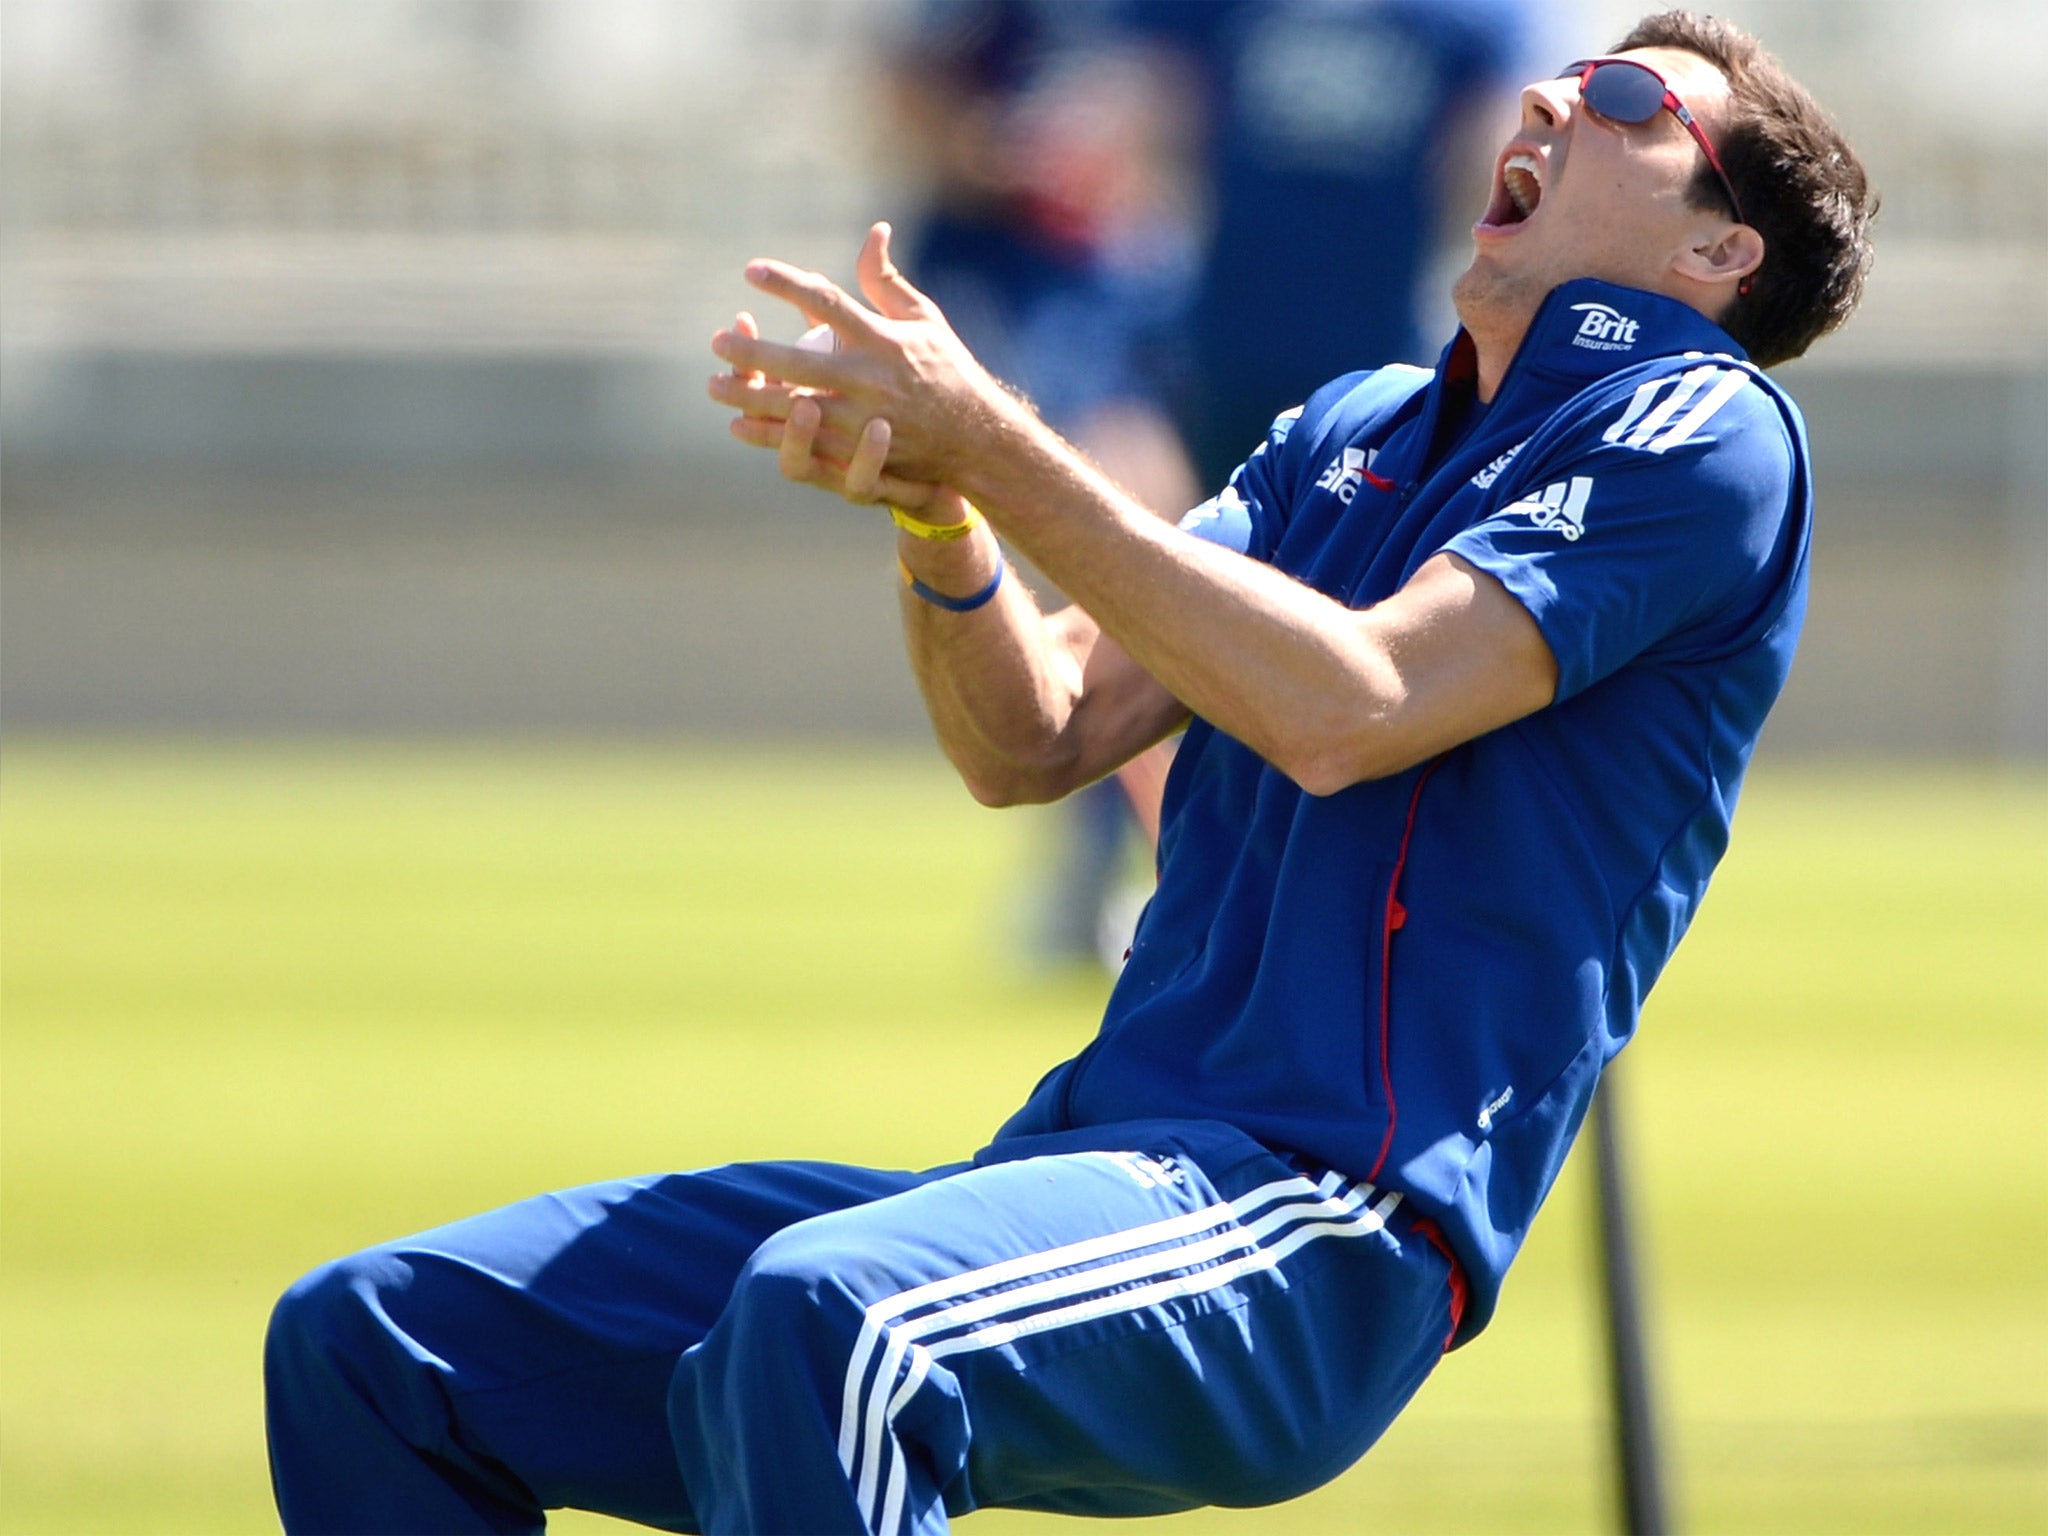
top-left (857, 222), bottom-right (936, 322)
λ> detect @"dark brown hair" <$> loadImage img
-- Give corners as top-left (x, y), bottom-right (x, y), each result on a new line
top-left (1616, 10), bottom-right (1876, 367)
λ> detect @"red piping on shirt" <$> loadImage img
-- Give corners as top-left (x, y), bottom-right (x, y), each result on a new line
top-left (1408, 1215), bottom-right (1469, 1349)
top-left (1367, 755), bottom-right (1446, 1183)
top-left (1363, 466), bottom-right (1397, 493)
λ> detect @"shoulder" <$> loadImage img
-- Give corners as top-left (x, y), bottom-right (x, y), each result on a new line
top-left (1488, 358), bottom-right (1807, 617)
top-left (1569, 355), bottom-right (1801, 469)
top-left (1297, 364), bottom-right (1435, 446)
top-left (1192, 364), bottom-right (1437, 560)
top-left (1260, 364), bottom-right (1434, 496)
top-left (1229, 363), bottom-right (1436, 487)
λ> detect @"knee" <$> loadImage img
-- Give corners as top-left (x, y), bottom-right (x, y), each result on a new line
top-left (265, 1248), bottom-right (412, 1384)
top-left (709, 1222), bottom-right (873, 1376)
top-left (730, 1224), bottom-right (851, 1325)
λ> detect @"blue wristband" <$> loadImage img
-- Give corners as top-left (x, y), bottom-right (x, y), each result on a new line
top-left (899, 557), bottom-right (1005, 614)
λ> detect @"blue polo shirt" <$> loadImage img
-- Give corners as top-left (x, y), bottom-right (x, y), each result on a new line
top-left (992, 279), bottom-right (1813, 1344)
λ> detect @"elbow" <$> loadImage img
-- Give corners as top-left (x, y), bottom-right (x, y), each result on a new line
top-left (1286, 749), bottom-right (1376, 799)
top-left (957, 753), bottom-right (1078, 809)
top-left (1286, 755), bottom-right (1357, 799)
top-left (1268, 655), bottom-right (1420, 795)
top-left (1276, 725), bottom-right (1419, 798)
top-left (963, 772), bottom-right (1037, 809)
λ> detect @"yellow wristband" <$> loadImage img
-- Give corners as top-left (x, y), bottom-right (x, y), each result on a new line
top-left (889, 503), bottom-right (982, 542)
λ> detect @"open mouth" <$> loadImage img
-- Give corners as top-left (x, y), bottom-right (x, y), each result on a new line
top-left (1482, 151), bottom-right (1544, 229)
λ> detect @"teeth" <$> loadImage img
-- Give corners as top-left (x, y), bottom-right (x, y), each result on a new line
top-left (1504, 153), bottom-right (1542, 217)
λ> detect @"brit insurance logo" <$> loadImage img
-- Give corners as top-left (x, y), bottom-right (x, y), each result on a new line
top-left (1569, 302), bottom-right (1640, 352)
top-left (1502, 475), bottom-right (1593, 541)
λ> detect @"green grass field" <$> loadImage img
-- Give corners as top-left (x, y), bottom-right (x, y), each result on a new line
top-left (3, 742), bottom-right (2044, 1534)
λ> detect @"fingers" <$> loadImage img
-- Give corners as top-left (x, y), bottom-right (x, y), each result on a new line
top-left (855, 222), bottom-right (937, 322)
top-left (713, 370), bottom-right (876, 461)
top-left (728, 415), bottom-right (780, 450)
top-left (711, 324), bottom-right (845, 393)
top-left (742, 258), bottom-right (882, 350)
top-left (842, 418), bottom-right (892, 503)
top-left (740, 408), bottom-right (841, 491)
top-left (870, 467), bottom-right (947, 511)
top-left (817, 415), bottom-right (938, 511)
top-left (732, 411), bottom-right (944, 513)
top-left (707, 367), bottom-right (798, 421)
top-left (778, 394), bottom-right (823, 483)
top-left (727, 408), bottom-right (867, 469)
top-left (729, 311), bottom-right (762, 384)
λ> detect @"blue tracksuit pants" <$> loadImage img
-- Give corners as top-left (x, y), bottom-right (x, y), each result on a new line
top-left (265, 1118), bottom-right (1458, 1534)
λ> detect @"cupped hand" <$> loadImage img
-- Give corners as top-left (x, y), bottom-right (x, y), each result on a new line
top-left (745, 392), bottom-right (964, 518)
top-left (714, 332), bottom-right (960, 516)
top-left (707, 222), bottom-right (1014, 487)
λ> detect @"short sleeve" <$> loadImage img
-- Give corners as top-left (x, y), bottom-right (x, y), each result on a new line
top-left (1175, 403), bottom-right (1306, 562)
top-left (1444, 375), bottom-right (1798, 701)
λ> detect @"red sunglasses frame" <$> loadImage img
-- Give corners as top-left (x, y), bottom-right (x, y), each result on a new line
top-left (1561, 58), bottom-right (1747, 229)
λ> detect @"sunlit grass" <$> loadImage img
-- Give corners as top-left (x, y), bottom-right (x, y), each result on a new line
top-left (4, 744), bottom-right (2043, 1533)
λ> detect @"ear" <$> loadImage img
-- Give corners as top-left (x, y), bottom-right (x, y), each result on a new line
top-left (1676, 219), bottom-right (1765, 295)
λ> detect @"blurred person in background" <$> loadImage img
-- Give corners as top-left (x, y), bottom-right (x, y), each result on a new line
top-left (1125, 0), bottom-right (1550, 493)
top-left (882, 0), bottom-right (1200, 968)
top-left (884, 0), bottom-right (1549, 962)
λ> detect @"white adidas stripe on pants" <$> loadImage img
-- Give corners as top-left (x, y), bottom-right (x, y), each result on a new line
top-left (831, 1155), bottom-right (1402, 1536)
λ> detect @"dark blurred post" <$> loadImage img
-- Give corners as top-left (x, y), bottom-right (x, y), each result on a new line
top-left (1592, 1065), bottom-right (1672, 1535)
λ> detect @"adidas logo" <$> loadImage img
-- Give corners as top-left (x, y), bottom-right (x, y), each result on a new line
top-left (1316, 447), bottom-right (1367, 503)
top-left (1601, 362), bottom-right (1750, 454)
top-left (1103, 1151), bottom-right (1187, 1191)
top-left (1316, 446), bottom-right (1389, 505)
top-left (1503, 476), bottom-right (1593, 541)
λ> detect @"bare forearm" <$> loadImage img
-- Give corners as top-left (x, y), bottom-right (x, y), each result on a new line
top-left (709, 233), bottom-right (1555, 792)
top-left (947, 413), bottom-right (1419, 792)
top-left (894, 526), bottom-right (1085, 805)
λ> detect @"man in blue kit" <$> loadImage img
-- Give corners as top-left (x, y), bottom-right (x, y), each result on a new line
top-left (265, 13), bottom-right (1875, 1534)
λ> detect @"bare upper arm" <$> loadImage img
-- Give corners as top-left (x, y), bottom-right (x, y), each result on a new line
top-left (1044, 604), bottom-right (1190, 795)
top-left (1038, 552), bottom-right (1553, 801)
top-left (1322, 550), bottom-right (1559, 788)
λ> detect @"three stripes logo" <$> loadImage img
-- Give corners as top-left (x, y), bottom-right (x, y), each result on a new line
top-left (1316, 447), bottom-right (1389, 505)
top-left (1601, 361), bottom-right (1750, 455)
top-left (1492, 363), bottom-right (1751, 545)
top-left (833, 1159), bottom-right (1402, 1534)
top-left (1503, 476), bottom-right (1594, 541)
top-left (1316, 447), bottom-right (1369, 504)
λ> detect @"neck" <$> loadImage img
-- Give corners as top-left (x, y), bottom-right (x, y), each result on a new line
top-left (1452, 288), bottom-right (1539, 404)
top-left (1464, 311), bottom-right (1529, 404)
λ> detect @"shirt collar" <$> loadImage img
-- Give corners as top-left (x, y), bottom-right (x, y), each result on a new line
top-left (1380, 282), bottom-right (1746, 489)
top-left (1439, 278), bottom-right (1749, 399)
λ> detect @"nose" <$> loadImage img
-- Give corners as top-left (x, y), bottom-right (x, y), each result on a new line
top-left (1519, 73), bottom-right (1577, 133)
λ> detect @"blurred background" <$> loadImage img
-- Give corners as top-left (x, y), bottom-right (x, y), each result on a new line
top-left (3, 1), bottom-right (2044, 1532)
top-left (4, 0), bottom-right (2042, 747)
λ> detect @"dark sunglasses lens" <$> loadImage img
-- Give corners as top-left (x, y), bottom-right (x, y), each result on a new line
top-left (1583, 62), bottom-right (1666, 123)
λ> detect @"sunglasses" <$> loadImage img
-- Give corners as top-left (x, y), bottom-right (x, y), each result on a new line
top-left (1561, 58), bottom-right (1747, 228)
